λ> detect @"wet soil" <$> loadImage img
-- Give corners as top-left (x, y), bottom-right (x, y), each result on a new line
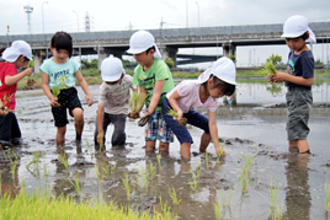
top-left (1, 84), bottom-right (330, 220)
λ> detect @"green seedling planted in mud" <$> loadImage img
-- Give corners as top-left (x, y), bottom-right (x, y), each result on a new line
top-left (122, 173), bottom-right (131, 200)
top-left (149, 163), bottom-right (157, 180)
top-left (139, 167), bottom-right (149, 188)
top-left (58, 154), bottom-right (69, 174)
top-left (272, 204), bottom-right (283, 220)
top-left (240, 165), bottom-right (250, 195)
top-left (168, 187), bottom-right (181, 205)
top-left (189, 166), bottom-right (201, 192)
top-left (8, 150), bottom-right (19, 181)
top-left (26, 152), bottom-right (41, 177)
top-left (219, 188), bottom-right (234, 208)
top-left (325, 182), bottom-right (330, 213)
top-left (69, 176), bottom-right (81, 199)
top-left (156, 154), bottom-right (161, 167)
top-left (214, 203), bottom-right (222, 220)
top-left (269, 181), bottom-right (278, 215)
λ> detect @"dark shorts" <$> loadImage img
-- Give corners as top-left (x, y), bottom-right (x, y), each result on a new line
top-left (0, 112), bottom-right (22, 145)
top-left (162, 98), bottom-right (209, 144)
top-left (286, 87), bottom-right (313, 141)
top-left (51, 87), bottom-right (83, 127)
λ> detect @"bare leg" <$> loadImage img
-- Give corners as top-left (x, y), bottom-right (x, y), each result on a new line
top-left (56, 126), bottom-right (66, 145)
top-left (146, 140), bottom-right (156, 152)
top-left (297, 139), bottom-right (310, 154)
top-left (72, 108), bottom-right (84, 141)
top-left (159, 142), bottom-right (169, 156)
top-left (181, 142), bottom-right (191, 160)
top-left (288, 140), bottom-right (298, 153)
top-left (199, 132), bottom-right (211, 153)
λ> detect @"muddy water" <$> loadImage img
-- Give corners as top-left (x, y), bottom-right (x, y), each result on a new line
top-left (1, 83), bottom-right (330, 220)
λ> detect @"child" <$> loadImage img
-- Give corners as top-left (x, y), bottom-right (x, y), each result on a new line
top-left (94, 56), bottom-right (133, 150)
top-left (0, 40), bottom-right (33, 149)
top-left (127, 30), bottom-right (175, 154)
top-left (269, 15), bottom-right (315, 155)
top-left (163, 57), bottom-right (236, 160)
top-left (40, 31), bottom-right (93, 145)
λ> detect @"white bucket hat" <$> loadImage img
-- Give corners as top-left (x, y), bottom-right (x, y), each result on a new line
top-left (281, 15), bottom-right (316, 43)
top-left (127, 30), bottom-right (162, 58)
top-left (2, 40), bottom-right (33, 62)
top-left (198, 57), bottom-right (236, 85)
top-left (100, 56), bottom-right (125, 82)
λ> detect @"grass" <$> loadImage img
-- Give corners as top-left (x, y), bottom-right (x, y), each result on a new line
top-left (0, 187), bottom-right (174, 220)
top-left (130, 90), bottom-right (148, 113)
top-left (214, 203), bottom-right (222, 220)
top-left (269, 181), bottom-right (277, 215)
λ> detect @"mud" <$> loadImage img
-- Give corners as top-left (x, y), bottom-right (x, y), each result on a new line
top-left (1, 83), bottom-right (330, 220)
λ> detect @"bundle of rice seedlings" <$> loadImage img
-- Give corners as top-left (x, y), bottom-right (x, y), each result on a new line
top-left (28, 60), bottom-right (34, 68)
top-left (52, 86), bottom-right (61, 97)
top-left (265, 59), bottom-right (277, 75)
top-left (167, 107), bottom-right (187, 126)
top-left (130, 90), bottom-right (148, 113)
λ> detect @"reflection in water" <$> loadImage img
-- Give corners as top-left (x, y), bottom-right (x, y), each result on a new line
top-left (0, 149), bottom-right (20, 198)
top-left (284, 154), bottom-right (311, 220)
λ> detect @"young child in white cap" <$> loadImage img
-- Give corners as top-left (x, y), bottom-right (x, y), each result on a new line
top-left (0, 40), bottom-right (33, 149)
top-left (163, 57), bottom-right (236, 160)
top-left (269, 15), bottom-right (315, 155)
top-left (94, 56), bottom-right (134, 150)
top-left (127, 30), bottom-right (175, 155)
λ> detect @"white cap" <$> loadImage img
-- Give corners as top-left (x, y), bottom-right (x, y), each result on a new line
top-left (281, 15), bottom-right (316, 43)
top-left (2, 40), bottom-right (33, 62)
top-left (100, 56), bottom-right (125, 82)
top-left (127, 30), bottom-right (162, 58)
top-left (198, 57), bottom-right (236, 85)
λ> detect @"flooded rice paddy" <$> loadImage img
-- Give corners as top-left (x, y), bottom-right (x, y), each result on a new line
top-left (1, 82), bottom-right (330, 219)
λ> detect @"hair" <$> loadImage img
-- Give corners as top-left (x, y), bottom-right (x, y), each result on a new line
top-left (51, 31), bottom-right (73, 57)
top-left (299, 31), bottom-right (309, 41)
top-left (146, 46), bottom-right (155, 54)
top-left (204, 75), bottom-right (236, 96)
top-left (0, 48), bottom-right (6, 57)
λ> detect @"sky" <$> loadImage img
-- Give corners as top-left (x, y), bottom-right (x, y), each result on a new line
top-left (1, 0), bottom-right (330, 67)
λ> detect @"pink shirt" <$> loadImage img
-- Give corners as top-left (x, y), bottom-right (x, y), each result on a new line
top-left (167, 80), bottom-right (219, 113)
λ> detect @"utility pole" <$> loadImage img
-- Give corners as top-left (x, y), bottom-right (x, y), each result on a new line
top-left (24, 5), bottom-right (34, 34)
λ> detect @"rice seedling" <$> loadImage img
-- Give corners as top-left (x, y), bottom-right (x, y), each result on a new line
top-left (130, 89), bottom-right (148, 113)
top-left (149, 163), bottom-right (157, 180)
top-left (122, 173), bottom-right (131, 200)
top-left (58, 153), bottom-right (69, 174)
top-left (168, 187), bottom-right (181, 205)
top-left (69, 175), bottom-right (81, 199)
top-left (240, 165), bottom-right (249, 195)
top-left (8, 150), bottom-right (19, 181)
top-left (214, 203), bottom-right (222, 220)
top-left (155, 196), bottom-right (174, 220)
top-left (156, 154), bottom-right (161, 167)
top-left (139, 167), bottom-right (149, 188)
top-left (205, 149), bottom-right (210, 169)
top-left (85, 139), bottom-right (94, 158)
top-left (26, 152), bottom-right (41, 177)
top-left (325, 181), bottom-right (330, 213)
top-left (167, 107), bottom-right (187, 126)
top-left (97, 131), bottom-right (105, 151)
top-left (189, 167), bottom-right (201, 192)
top-left (216, 140), bottom-right (225, 161)
top-left (219, 188), bottom-right (234, 208)
top-left (269, 181), bottom-right (277, 215)
top-left (272, 204), bottom-right (283, 220)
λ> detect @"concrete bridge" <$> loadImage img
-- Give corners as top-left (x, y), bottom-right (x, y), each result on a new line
top-left (1, 22), bottom-right (330, 70)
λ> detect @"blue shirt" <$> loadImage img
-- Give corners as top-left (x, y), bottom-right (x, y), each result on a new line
top-left (40, 58), bottom-right (80, 89)
top-left (286, 50), bottom-right (314, 90)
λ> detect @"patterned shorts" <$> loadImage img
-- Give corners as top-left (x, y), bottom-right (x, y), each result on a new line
top-left (145, 110), bottom-right (173, 143)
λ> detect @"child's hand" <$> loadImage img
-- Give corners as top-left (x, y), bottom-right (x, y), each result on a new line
top-left (128, 112), bottom-right (139, 119)
top-left (271, 72), bottom-right (286, 83)
top-left (50, 96), bottom-right (60, 107)
top-left (173, 110), bottom-right (183, 122)
top-left (0, 106), bottom-right (8, 116)
top-left (86, 95), bottom-right (93, 106)
top-left (216, 147), bottom-right (226, 158)
top-left (25, 68), bottom-right (33, 77)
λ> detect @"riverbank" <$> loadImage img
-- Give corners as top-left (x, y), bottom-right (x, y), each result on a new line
top-left (17, 68), bottom-right (330, 90)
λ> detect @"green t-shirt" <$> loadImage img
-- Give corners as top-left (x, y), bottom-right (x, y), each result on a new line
top-left (132, 58), bottom-right (174, 111)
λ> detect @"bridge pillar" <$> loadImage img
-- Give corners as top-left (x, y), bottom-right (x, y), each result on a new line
top-left (223, 42), bottom-right (236, 58)
top-left (97, 47), bottom-right (109, 69)
top-left (160, 47), bottom-right (178, 66)
top-left (32, 50), bottom-right (44, 73)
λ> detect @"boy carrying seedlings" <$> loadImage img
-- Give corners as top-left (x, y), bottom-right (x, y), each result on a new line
top-left (269, 15), bottom-right (315, 155)
top-left (0, 40), bottom-right (33, 149)
top-left (94, 56), bottom-right (134, 150)
top-left (127, 30), bottom-right (175, 155)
